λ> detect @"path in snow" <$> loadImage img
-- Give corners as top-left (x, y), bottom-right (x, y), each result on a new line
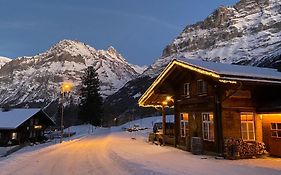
top-left (0, 123), bottom-right (281, 175)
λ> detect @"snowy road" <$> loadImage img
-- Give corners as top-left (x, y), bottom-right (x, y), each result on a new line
top-left (1, 127), bottom-right (281, 175)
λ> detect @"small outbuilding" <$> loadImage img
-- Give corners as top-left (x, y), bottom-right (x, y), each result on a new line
top-left (139, 58), bottom-right (281, 158)
top-left (0, 108), bottom-right (55, 146)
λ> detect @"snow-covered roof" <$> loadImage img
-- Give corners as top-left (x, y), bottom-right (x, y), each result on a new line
top-left (0, 108), bottom-right (41, 129)
top-left (139, 58), bottom-right (281, 107)
top-left (177, 58), bottom-right (281, 83)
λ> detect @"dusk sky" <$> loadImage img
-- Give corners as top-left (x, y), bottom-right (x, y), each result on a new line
top-left (0, 0), bottom-right (238, 66)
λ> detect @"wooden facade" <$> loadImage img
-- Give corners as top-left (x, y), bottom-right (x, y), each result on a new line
top-left (139, 59), bottom-right (281, 157)
top-left (0, 109), bottom-right (55, 146)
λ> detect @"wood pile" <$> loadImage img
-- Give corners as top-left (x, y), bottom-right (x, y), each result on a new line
top-left (224, 138), bottom-right (267, 159)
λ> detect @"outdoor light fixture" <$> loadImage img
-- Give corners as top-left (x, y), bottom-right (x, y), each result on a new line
top-left (34, 125), bottom-right (42, 129)
top-left (61, 82), bottom-right (73, 93)
top-left (166, 96), bottom-right (172, 101)
top-left (60, 81), bottom-right (74, 143)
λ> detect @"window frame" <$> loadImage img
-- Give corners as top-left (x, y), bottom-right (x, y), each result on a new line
top-left (271, 123), bottom-right (281, 138)
top-left (202, 112), bottom-right (214, 141)
top-left (197, 79), bottom-right (207, 96)
top-left (180, 113), bottom-right (189, 137)
top-left (240, 112), bottom-right (256, 141)
top-left (183, 83), bottom-right (190, 98)
top-left (12, 132), bottom-right (17, 140)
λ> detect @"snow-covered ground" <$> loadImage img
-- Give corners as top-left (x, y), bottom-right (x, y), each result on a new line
top-left (0, 116), bottom-right (281, 175)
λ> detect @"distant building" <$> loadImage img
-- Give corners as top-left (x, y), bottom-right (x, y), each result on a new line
top-left (139, 58), bottom-right (281, 158)
top-left (0, 108), bottom-right (55, 146)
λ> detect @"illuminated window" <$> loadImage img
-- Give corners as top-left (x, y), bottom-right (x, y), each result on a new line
top-left (183, 83), bottom-right (190, 97)
top-left (197, 80), bottom-right (207, 95)
top-left (180, 113), bottom-right (189, 137)
top-left (202, 113), bottom-right (214, 141)
top-left (241, 113), bottom-right (255, 141)
top-left (271, 123), bottom-right (281, 138)
top-left (12, 132), bottom-right (17, 140)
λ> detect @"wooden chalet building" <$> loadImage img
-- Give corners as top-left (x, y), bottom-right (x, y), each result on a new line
top-left (139, 58), bottom-right (281, 157)
top-left (0, 108), bottom-right (55, 146)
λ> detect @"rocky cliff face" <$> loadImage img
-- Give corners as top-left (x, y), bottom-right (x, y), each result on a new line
top-left (0, 56), bottom-right (11, 68)
top-left (144, 0), bottom-right (281, 77)
top-left (106, 0), bottom-right (281, 120)
top-left (0, 40), bottom-right (144, 106)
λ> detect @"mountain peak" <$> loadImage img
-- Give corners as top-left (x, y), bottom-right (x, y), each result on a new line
top-left (146, 0), bottom-right (281, 77)
top-left (0, 56), bottom-right (11, 67)
top-left (0, 39), bottom-right (142, 105)
top-left (48, 39), bottom-right (96, 57)
top-left (107, 46), bottom-right (117, 53)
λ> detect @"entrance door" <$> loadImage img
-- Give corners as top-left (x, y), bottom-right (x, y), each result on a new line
top-left (261, 114), bottom-right (281, 157)
top-left (180, 113), bottom-right (189, 150)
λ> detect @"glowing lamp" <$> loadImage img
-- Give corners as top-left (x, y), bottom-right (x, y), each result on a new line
top-left (166, 96), bottom-right (172, 101)
top-left (61, 82), bottom-right (73, 93)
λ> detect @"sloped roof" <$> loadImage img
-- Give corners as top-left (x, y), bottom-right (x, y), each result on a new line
top-left (0, 108), bottom-right (41, 129)
top-left (177, 58), bottom-right (281, 83)
top-left (138, 58), bottom-right (281, 107)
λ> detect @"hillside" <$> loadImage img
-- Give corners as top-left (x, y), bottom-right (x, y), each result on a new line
top-left (0, 40), bottom-right (145, 106)
top-left (105, 0), bottom-right (281, 120)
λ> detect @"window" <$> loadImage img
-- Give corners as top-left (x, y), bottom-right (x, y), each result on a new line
top-left (12, 132), bottom-right (17, 140)
top-left (271, 123), bottom-right (281, 138)
top-left (202, 113), bottom-right (214, 141)
top-left (30, 119), bottom-right (34, 126)
top-left (240, 113), bottom-right (255, 141)
top-left (180, 113), bottom-right (189, 137)
top-left (35, 118), bottom-right (39, 125)
top-left (197, 80), bottom-right (207, 95)
top-left (183, 83), bottom-right (190, 97)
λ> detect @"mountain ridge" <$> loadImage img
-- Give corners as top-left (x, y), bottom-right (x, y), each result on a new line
top-left (0, 56), bottom-right (11, 68)
top-left (0, 39), bottom-right (145, 106)
top-left (105, 0), bottom-right (281, 120)
top-left (143, 0), bottom-right (281, 77)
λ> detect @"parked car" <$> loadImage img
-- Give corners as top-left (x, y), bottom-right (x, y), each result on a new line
top-left (149, 122), bottom-right (175, 145)
top-left (153, 122), bottom-right (174, 135)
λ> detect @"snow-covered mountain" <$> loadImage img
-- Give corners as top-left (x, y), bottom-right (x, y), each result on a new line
top-left (0, 39), bottom-right (142, 106)
top-left (144, 0), bottom-right (281, 77)
top-left (105, 0), bottom-right (281, 119)
top-left (0, 56), bottom-right (11, 68)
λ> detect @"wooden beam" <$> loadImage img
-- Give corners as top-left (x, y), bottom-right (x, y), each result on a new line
top-left (162, 105), bottom-right (166, 145)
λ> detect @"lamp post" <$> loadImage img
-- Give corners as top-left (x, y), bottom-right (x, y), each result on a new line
top-left (60, 82), bottom-right (73, 143)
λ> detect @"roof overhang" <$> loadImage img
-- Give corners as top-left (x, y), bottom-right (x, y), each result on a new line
top-left (138, 59), bottom-right (281, 108)
top-left (138, 59), bottom-right (232, 108)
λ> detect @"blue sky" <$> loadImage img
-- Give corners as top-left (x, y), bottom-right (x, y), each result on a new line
top-left (0, 0), bottom-right (238, 66)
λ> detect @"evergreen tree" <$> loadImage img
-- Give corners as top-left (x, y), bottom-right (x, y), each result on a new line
top-left (79, 66), bottom-right (103, 125)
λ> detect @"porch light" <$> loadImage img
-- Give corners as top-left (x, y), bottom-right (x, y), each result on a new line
top-left (166, 96), bottom-right (172, 101)
top-left (34, 125), bottom-right (42, 129)
top-left (162, 101), bottom-right (168, 106)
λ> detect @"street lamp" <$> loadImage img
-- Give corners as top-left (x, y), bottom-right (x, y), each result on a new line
top-left (60, 81), bottom-right (73, 143)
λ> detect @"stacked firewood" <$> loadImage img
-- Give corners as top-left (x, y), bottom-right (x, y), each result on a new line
top-left (224, 138), bottom-right (267, 159)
